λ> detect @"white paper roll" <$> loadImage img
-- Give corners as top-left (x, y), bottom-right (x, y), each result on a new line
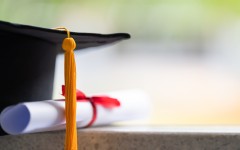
top-left (0, 89), bottom-right (150, 135)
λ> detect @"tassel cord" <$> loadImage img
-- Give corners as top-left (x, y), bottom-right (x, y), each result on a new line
top-left (56, 27), bottom-right (78, 150)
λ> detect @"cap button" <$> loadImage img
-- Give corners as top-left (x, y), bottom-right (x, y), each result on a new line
top-left (62, 37), bottom-right (76, 52)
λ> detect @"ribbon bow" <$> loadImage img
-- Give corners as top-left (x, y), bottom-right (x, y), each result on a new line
top-left (62, 85), bottom-right (120, 127)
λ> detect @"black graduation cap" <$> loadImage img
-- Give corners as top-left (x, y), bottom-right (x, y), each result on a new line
top-left (0, 20), bottom-right (130, 114)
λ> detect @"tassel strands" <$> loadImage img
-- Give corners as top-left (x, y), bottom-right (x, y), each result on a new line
top-left (55, 27), bottom-right (78, 150)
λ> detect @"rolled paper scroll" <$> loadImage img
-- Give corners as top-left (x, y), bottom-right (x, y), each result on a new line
top-left (0, 89), bottom-right (150, 135)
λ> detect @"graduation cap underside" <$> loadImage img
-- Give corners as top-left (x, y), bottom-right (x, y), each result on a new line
top-left (0, 20), bottom-right (130, 50)
top-left (0, 21), bottom-right (130, 125)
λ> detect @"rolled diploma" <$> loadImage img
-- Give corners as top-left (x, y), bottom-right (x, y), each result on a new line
top-left (0, 89), bottom-right (150, 135)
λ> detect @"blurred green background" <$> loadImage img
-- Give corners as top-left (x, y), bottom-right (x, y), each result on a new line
top-left (2, 0), bottom-right (240, 38)
top-left (2, 0), bottom-right (240, 125)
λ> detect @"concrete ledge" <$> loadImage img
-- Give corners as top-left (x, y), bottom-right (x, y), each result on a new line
top-left (0, 126), bottom-right (240, 150)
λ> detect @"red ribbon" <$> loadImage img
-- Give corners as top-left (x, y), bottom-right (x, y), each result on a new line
top-left (62, 85), bottom-right (120, 127)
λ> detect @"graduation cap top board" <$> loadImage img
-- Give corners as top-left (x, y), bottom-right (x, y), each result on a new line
top-left (0, 20), bottom-right (130, 122)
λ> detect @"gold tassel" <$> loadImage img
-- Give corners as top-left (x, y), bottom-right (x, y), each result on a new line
top-left (55, 27), bottom-right (78, 150)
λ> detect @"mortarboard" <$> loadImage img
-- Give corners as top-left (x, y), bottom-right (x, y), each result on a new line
top-left (0, 21), bottom-right (130, 135)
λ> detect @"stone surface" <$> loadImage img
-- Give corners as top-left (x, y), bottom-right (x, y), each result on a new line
top-left (0, 126), bottom-right (240, 150)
